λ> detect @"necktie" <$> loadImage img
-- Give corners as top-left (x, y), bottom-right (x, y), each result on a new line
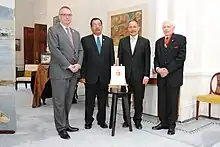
top-left (131, 37), bottom-right (136, 54)
top-left (66, 28), bottom-right (74, 47)
top-left (164, 36), bottom-right (169, 48)
top-left (96, 36), bottom-right (101, 54)
top-left (131, 37), bottom-right (135, 42)
top-left (165, 37), bottom-right (169, 45)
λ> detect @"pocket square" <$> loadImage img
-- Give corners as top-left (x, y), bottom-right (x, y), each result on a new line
top-left (174, 46), bottom-right (179, 48)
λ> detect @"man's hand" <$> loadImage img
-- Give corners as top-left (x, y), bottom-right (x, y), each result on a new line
top-left (72, 64), bottom-right (81, 73)
top-left (156, 67), bottom-right (163, 75)
top-left (156, 67), bottom-right (169, 77)
top-left (142, 76), bottom-right (149, 84)
top-left (160, 68), bottom-right (169, 77)
top-left (68, 64), bottom-right (81, 73)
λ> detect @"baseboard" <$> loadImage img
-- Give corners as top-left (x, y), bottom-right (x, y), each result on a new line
top-left (142, 113), bottom-right (219, 124)
top-left (184, 72), bottom-right (214, 77)
top-left (0, 130), bottom-right (15, 134)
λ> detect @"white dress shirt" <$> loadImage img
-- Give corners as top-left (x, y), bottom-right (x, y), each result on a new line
top-left (60, 23), bottom-right (68, 34)
top-left (130, 34), bottom-right (138, 54)
top-left (130, 34), bottom-right (149, 81)
top-left (93, 34), bottom-right (102, 46)
top-left (60, 23), bottom-right (74, 34)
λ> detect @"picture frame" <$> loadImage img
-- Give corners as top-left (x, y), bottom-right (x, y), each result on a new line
top-left (40, 52), bottom-right (51, 64)
top-left (53, 16), bottom-right (60, 25)
top-left (108, 4), bottom-right (149, 47)
top-left (15, 38), bottom-right (20, 51)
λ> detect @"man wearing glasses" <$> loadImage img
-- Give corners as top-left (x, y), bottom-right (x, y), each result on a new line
top-left (47, 6), bottom-right (83, 139)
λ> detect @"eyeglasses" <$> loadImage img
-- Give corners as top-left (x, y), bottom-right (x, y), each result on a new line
top-left (60, 14), bottom-right (72, 17)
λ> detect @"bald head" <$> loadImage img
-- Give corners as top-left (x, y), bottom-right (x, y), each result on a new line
top-left (128, 20), bottom-right (140, 37)
top-left (162, 21), bottom-right (175, 36)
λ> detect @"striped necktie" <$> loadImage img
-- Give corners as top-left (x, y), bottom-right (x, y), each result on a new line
top-left (66, 28), bottom-right (74, 47)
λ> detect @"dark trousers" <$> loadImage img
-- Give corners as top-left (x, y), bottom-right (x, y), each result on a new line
top-left (158, 85), bottom-right (180, 128)
top-left (85, 78), bottom-right (108, 125)
top-left (122, 73), bottom-right (145, 124)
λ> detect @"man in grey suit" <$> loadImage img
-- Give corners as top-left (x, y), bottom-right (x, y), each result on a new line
top-left (47, 6), bottom-right (83, 139)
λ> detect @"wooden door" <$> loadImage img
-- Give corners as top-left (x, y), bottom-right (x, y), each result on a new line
top-left (34, 23), bottom-right (47, 64)
top-left (24, 27), bottom-right (34, 64)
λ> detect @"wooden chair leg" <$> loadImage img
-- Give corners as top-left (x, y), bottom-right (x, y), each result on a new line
top-left (209, 103), bottom-right (211, 118)
top-left (25, 83), bottom-right (27, 88)
top-left (15, 82), bottom-right (18, 90)
top-left (196, 100), bottom-right (200, 120)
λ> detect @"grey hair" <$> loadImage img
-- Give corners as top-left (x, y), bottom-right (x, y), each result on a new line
top-left (58, 6), bottom-right (71, 15)
top-left (58, 6), bottom-right (71, 20)
top-left (162, 20), bottom-right (175, 27)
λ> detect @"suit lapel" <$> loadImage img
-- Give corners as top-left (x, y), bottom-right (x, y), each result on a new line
top-left (91, 34), bottom-right (106, 55)
top-left (132, 36), bottom-right (140, 56)
top-left (166, 34), bottom-right (175, 49)
top-left (71, 28), bottom-right (77, 50)
top-left (59, 24), bottom-right (74, 49)
top-left (101, 35), bottom-right (106, 55)
top-left (91, 35), bottom-right (99, 55)
top-left (125, 37), bottom-right (132, 56)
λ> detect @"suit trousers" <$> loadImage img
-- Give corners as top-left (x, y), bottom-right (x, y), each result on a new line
top-left (85, 77), bottom-right (108, 125)
top-left (51, 75), bottom-right (77, 132)
top-left (122, 73), bottom-right (145, 124)
top-left (158, 85), bottom-right (180, 128)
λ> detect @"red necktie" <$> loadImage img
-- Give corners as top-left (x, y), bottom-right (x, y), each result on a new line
top-left (165, 37), bottom-right (169, 45)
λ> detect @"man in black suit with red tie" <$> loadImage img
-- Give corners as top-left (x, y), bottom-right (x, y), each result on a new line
top-left (152, 21), bottom-right (186, 135)
top-left (81, 18), bottom-right (115, 129)
top-left (118, 20), bottom-right (151, 129)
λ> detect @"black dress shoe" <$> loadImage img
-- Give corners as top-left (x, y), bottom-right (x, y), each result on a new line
top-left (135, 123), bottom-right (142, 129)
top-left (67, 126), bottom-right (79, 132)
top-left (72, 99), bottom-right (77, 104)
top-left (167, 128), bottom-right (175, 135)
top-left (85, 123), bottom-right (92, 129)
top-left (122, 122), bottom-right (129, 128)
top-left (152, 123), bottom-right (168, 130)
top-left (58, 130), bottom-right (70, 139)
top-left (98, 122), bottom-right (108, 128)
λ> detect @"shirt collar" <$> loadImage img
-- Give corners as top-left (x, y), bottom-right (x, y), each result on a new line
top-left (93, 34), bottom-right (102, 39)
top-left (60, 23), bottom-right (74, 32)
top-left (130, 34), bottom-right (138, 40)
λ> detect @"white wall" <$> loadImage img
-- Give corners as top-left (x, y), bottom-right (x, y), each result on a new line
top-left (15, 0), bottom-right (220, 120)
top-left (15, 0), bottom-right (34, 66)
top-left (34, 0), bottom-right (47, 24)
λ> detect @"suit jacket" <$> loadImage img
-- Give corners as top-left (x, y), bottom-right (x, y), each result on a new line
top-left (118, 36), bottom-right (151, 82)
top-left (154, 33), bottom-right (186, 87)
top-left (81, 34), bottom-right (115, 85)
top-left (47, 24), bottom-right (83, 79)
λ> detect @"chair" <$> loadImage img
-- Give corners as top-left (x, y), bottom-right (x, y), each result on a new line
top-left (196, 72), bottom-right (220, 120)
top-left (15, 64), bottom-right (38, 90)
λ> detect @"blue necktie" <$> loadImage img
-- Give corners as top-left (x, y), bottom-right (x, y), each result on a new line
top-left (96, 36), bottom-right (101, 54)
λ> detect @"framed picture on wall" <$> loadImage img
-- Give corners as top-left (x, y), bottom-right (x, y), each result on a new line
top-left (40, 52), bottom-right (51, 64)
top-left (15, 39), bottom-right (20, 51)
top-left (53, 16), bottom-right (60, 25)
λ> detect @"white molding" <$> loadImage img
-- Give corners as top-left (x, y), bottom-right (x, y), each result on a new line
top-left (184, 72), bottom-right (214, 77)
top-left (178, 102), bottom-right (196, 121)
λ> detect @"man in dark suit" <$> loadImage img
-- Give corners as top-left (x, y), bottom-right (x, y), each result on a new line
top-left (118, 20), bottom-right (151, 129)
top-left (152, 21), bottom-right (186, 135)
top-left (81, 18), bottom-right (115, 129)
top-left (47, 6), bottom-right (83, 139)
